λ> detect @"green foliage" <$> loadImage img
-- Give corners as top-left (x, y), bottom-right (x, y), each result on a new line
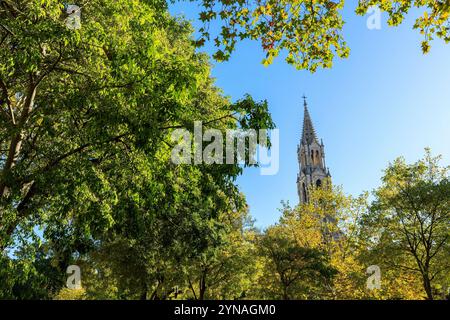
top-left (0, 0), bottom-right (273, 299)
top-left (1, 0), bottom-right (448, 301)
top-left (189, 0), bottom-right (349, 71)
top-left (178, 209), bottom-right (258, 300)
top-left (255, 224), bottom-right (337, 299)
top-left (356, 0), bottom-right (450, 53)
top-left (0, 243), bottom-right (63, 299)
top-left (359, 149), bottom-right (450, 300)
top-left (188, 0), bottom-right (450, 69)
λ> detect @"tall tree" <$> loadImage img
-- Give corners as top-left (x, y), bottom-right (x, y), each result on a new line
top-left (0, 0), bottom-right (272, 248)
top-left (360, 149), bottom-right (450, 300)
top-left (255, 224), bottom-right (337, 299)
top-left (0, 0), bottom-right (274, 298)
top-left (180, 208), bottom-right (258, 300)
top-left (278, 185), bottom-right (370, 299)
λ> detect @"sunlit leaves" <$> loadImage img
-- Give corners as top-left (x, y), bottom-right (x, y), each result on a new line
top-left (356, 0), bottom-right (450, 53)
top-left (1, 0), bottom-right (275, 299)
top-left (190, 0), bottom-right (349, 72)
top-left (361, 149), bottom-right (450, 300)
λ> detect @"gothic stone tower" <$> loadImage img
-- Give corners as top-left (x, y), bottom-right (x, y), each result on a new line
top-left (297, 97), bottom-right (331, 204)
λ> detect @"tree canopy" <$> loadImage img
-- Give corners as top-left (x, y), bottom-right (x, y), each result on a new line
top-left (359, 149), bottom-right (450, 300)
top-left (0, 1), bottom-right (448, 300)
top-left (0, 0), bottom-right (274, 298)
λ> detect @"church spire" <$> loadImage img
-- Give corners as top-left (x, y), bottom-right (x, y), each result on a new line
top-left (301, 95), bottom-right (318, 145)
top-left (297, 96), bottom-right (330, 204)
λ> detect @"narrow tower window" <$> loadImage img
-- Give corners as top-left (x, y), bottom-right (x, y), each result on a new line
top-left (302, 183), bottom-right (307, 202)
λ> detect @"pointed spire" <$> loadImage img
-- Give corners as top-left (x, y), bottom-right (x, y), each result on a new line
top-left (301, 95), bottom-right (318, 144)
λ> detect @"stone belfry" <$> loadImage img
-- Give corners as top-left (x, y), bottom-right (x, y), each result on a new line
top-left (297, 96), bottom-right (331, 204)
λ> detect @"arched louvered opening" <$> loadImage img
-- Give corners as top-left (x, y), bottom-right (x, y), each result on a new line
top-left (316, 179), bottom-right (322, 188)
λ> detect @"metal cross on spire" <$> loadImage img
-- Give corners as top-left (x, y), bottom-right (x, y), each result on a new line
top-left (302, 94), bottom-right (307, 107)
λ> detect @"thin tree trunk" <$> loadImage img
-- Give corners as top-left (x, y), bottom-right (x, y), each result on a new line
top-left (283, 285), bottom-right (290, 300)
top-left (199, 271), bottom-right (207, 300)
top-left (0, 80), bottom-right (37, 198)
top-left (422, 273), bottom-right (433, 300)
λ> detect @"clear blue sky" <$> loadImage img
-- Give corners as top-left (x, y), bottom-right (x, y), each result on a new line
top-left (169, 3), bottom-right (450, 228)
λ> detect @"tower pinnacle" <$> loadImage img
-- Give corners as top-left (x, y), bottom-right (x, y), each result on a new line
top-left (301, 97), bottom-right (318, 145)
